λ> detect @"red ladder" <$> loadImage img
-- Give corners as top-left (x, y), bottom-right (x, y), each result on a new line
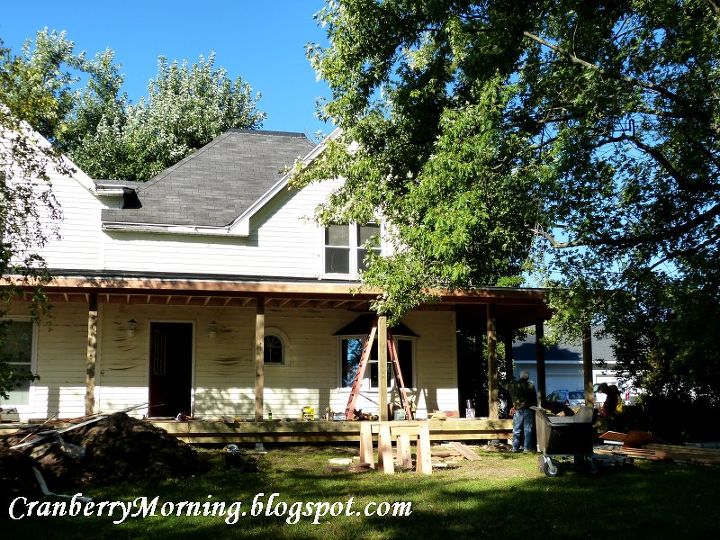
top-left (344, 321), bottom-right (413, 420)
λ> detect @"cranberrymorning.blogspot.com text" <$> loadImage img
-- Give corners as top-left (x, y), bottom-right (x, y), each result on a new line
top-left (8, 492), bottom-right (413, 526)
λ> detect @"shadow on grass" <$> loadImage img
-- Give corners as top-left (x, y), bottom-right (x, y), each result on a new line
top-left (4, 451), bottom-right (720, 540)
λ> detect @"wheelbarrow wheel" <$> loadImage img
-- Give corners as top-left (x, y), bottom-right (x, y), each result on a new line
top-left (542, 457), bottom-right (562, 477)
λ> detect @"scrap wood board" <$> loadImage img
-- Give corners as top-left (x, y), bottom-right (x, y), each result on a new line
top-left (446, 442), bottom-right (481, 461)
top-left (594, 446), bottom-right (661, 461)
top-left (646, 444), bottom-right (720, 464)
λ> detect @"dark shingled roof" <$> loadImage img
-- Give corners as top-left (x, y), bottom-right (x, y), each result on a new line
top-left (101, 129), bottom-right (316, 227)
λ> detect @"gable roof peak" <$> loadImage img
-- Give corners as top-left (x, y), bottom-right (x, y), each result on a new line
top-left (101, 128), bottom-right (315, 229)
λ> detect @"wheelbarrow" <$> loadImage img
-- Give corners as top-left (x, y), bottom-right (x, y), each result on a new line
top-left (532, 405), bottom-right (598, 477)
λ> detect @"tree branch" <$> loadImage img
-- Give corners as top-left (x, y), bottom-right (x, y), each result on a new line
top-left (593, 203), bottom-right (720, 249)
top-left (530, 226), bottom-right (582, 249)
top-left (522, 31), bottom-right (686, 106)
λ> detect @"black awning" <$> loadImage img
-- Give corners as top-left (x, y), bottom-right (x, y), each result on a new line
top-left (332, 313), bottom-right (419, 337)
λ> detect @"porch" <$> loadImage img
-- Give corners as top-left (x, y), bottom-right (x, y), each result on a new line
top-left (2, 271), bottom-right (598, 425)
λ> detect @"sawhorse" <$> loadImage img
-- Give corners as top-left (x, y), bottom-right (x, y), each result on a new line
top-left (359, 421), bottom-right (432, 475)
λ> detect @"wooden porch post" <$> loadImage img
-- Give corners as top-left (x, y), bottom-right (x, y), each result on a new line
top-left (254, 297), bottom-right (265, 421)
top-left (85, 293), bottom-right (98, 416)
top-left (535, 321), bottom-right (546, 404)
top-left (487, 304), bottom-right (499, 420)
top-left (582, 325), bottom-right (595, 406)
top-left (378, 315), bottom-right (388, 421)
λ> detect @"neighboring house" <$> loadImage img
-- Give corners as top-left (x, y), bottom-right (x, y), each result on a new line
top-left (512, 328), bottom-right (623, 395)
top-left (1, 127), bottom-right (550, 422)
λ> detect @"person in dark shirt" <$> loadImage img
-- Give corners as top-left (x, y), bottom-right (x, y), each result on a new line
top-left (504, 371), bottom-right (537, 452)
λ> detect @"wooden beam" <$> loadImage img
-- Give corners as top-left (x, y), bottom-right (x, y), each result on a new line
top-left (535, 322), bottom-right (546, 402)
top-left (85, 293), bottom-right (98, 416)
top-left (203, 296), bottom-right (211, 306)
top-left (223, 297), bottom-right (232, 306)
top-left (487, 304), bottom-right (499, 420)
top-left (582, 325), bottom-right (595, 406)
top-left (254, 297), bottom-right (265, 421)
top-left (241, 297), bottom-right (252, 307)
top-left (378, 315), bottom-right (388, 421)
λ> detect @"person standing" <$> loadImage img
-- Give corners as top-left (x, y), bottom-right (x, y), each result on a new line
top-left (505, 371), bottom-right (537, 453)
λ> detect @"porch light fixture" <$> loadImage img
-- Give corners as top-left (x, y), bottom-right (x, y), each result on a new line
top-left (208, 321), bottom-right (218, 339)
top-left (126, 319), bottom-right (137, 338)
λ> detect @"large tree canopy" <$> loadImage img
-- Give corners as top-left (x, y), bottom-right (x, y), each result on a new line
top-left (298, 0), bottom-right (720, 400)
top-left (1, 29), bottom-right (266, 181)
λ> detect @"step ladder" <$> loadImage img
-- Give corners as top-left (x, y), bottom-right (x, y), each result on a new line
top-left (344, 320), bottom-right (413, 421)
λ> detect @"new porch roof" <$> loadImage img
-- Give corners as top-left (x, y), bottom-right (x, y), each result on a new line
top-left (4, 269), bottom-right (552, 330)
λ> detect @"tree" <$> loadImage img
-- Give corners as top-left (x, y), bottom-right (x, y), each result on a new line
top-left (298, 1), bottom-right (720, 401)
top-left (1, 29), bottom-right (266, 181)
top-left (0, 38), bottom-right (71, 398)
top-left (75, 53), bottom-right (266, 180)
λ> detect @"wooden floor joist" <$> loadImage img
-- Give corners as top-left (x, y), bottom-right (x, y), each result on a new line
top-left (150, 418), bottom-right (513, 445)
top-left (2, 418), bottom-right (513, 445)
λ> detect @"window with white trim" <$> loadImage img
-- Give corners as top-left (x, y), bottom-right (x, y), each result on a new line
top-left (0, 320), bottom-right (35, 406)
top-left (324, 223), bottom-right (381, 277)
top-left (339, 336), bottom-right (414, 389)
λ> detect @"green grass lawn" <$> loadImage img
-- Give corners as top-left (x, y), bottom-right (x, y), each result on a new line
top-left (4, 445), bottom-right (720, 539)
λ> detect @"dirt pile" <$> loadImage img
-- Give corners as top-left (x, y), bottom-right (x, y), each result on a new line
top-left (2, 412), bottom-right (209, 491)
top-left (0, 446), bottom-right (42, 506)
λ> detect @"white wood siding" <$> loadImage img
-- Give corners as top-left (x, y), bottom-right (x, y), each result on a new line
top-left (4, 302), bottom-right (88, 420)
top-left (5, 301), bottom-right (459, 420)
top-left (30, 169), bottom-right (344, 280)
top-left (96, 305), bottom-right (458, 420)
top-left (39, 172), bottom-right (104, 270)
top-left (101, 181), bottom-right (342, 278)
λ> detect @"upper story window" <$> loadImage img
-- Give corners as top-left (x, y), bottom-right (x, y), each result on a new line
top-left (324, 223), bottom-right (381, 277)
top-left (0, 320), bottom-right (36, 407)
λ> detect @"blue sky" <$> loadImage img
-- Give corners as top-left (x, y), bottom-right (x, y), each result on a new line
top-left (0, 0), bottom-right (332, 139)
